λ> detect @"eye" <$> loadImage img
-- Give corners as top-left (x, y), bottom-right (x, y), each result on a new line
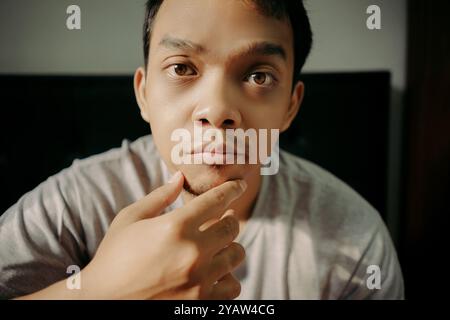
top-left (168, 64), bottom-right (197, 77)
top-left (247, 72), bottom-right (275, 87)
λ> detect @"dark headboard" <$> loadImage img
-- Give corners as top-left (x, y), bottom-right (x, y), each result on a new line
top-left (0, 72), bottom-right (390, 217)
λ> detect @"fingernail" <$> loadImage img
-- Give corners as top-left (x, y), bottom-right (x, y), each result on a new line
top-left (168, 171), bottom-right (181, 183)
top-left (223, 209), bottom-right (235, 217)
top-left (239, 179), bottom-right (247, 191)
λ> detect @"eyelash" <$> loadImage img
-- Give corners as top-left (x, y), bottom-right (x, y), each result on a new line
top-left (166, 63), bottom-right (277, 88)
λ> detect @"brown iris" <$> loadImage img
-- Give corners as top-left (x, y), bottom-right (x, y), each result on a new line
top-left (251, 72), bottom-right (267, 85)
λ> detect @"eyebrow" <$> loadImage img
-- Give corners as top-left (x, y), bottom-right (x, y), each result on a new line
top-left (158, 35), bottom-right (287, 63)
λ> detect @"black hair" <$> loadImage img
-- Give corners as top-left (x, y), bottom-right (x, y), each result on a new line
top-left (143, 0), bottom-right (312, 85)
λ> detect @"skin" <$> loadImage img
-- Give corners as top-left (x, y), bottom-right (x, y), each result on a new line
top-left (19, 175), bottom-right (248, 299)
top-left (17, 0), bottom-right (304, 299)
top-left (134, 0), bottom-right (304, 225)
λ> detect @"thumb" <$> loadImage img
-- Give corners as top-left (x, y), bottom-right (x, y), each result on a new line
top-left (114, 171), bottom-right (184, 227)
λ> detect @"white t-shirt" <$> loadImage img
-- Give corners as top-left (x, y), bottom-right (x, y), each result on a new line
top-left (0, 135), bottom-right (404, 299)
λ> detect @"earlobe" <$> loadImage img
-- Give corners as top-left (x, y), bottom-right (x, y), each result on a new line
top-left (281, 81), bottom-right (304, 132)
top-left (134, 67), bottom-right (150, 123)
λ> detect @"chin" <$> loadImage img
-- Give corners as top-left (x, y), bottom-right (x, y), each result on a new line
top-left (179, 164), bottom-right (245, 195)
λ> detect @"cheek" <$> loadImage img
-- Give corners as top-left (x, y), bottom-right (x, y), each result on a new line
top-left (145, 81), bottom-right (179, 126)
top-left (144, 88), bottom-right (190, 161)
top-left (148, 121), bottom-right (182, 171)
top-left (243, 105), bottom-right (288, 130)
top-left (147, 110), bottom-right (180, 156)
top-left (145, 72), bottom-right (193, 121)
top-left (241, 87), bottom-right (292, 129)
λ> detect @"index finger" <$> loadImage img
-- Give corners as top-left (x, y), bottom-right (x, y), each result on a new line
top-left (174, 179), bottom-right (247, 227)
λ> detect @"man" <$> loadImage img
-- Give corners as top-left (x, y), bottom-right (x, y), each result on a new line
top-left (0, 0), bottom-right (404, 299)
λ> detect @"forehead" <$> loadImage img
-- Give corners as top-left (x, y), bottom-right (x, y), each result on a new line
top-left (149, 0), bottom-right (294, 63)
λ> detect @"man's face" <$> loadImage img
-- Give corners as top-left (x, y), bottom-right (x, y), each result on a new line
top-left (135, 0), bottom-right (303, 195)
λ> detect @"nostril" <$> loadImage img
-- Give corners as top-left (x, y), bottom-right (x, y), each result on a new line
top-left (224, 119), bottom-right (234, 126)
top-left (199, 118), bottom-right (209, 125)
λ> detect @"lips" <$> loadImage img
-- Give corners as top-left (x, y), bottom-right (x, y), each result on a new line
top-left (192, 152), bottom-right (240, 165)
top-left (192, 150), bottom-right (237, 156)
top-left (189, 143), bottom-right (243, 156)
top-left (185, 143), bottom-right (247, 165)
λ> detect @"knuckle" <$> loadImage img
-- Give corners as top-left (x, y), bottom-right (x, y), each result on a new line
top-left (116, 206), bottom-right (131, 220)
top-left (185, 243), bottom-right (200, 263)
top-left (229, 279), bottom-right (241, 299)
top-left (212, 188), bottom-right (226, 202)
top-left (230, 180), bottom-right (241, 193)
top-left (221, 253), bottom-right (234, 272)
top-left (164, 217), bottom-right (182, 236)
top-left (165, 214), bottom-right (191, 239)
top-left (110, 207), bottom-right (132, 229)
top-left (223, 181), bottom-right (241, 198)
top-left (220, 217), bottom-right (238, 241)
top-left (220, 277), bottom-right (241, 300)
top-left (230, 242), bottom-right (246, 263)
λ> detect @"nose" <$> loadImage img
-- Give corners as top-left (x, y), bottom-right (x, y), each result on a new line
top-left (192, 74), bottom-right (242, 129)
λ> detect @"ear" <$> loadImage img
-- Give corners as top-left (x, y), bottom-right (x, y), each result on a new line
top-left (134, 66), bottom-right (150, 123)
top-left (280, 81), bottom-right (304, 132)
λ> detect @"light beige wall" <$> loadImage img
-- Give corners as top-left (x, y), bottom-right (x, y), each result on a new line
top-left (0, 0), bottom-right (406, 89)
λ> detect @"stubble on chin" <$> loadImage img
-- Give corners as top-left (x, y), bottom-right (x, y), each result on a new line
top-left (181, 165), bottom-right (231, 196)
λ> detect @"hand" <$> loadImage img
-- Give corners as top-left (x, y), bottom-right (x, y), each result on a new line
top-left (80, 171), bottom-right (247, 299)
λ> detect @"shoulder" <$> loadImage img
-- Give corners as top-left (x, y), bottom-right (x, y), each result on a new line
top-left (275, 151), bottom-right (403, 298)
top-left (0, 135), bottom-right (162, 259)
top-left (65, 135), bottom-right (159, 191)
top-left (69, 135), bottom-right (158, 181)
top-left (276, 149), bottom-right (380, 225)
top-left (2, 134), bottom-right (162, 236)
top-left (55, 135), bottom-right (162, 215)
top-left (276, 149), bottom-right (383, 243)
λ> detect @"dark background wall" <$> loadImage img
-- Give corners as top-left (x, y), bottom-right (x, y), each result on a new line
top-left (400, 0), bottom-right (450, 300)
